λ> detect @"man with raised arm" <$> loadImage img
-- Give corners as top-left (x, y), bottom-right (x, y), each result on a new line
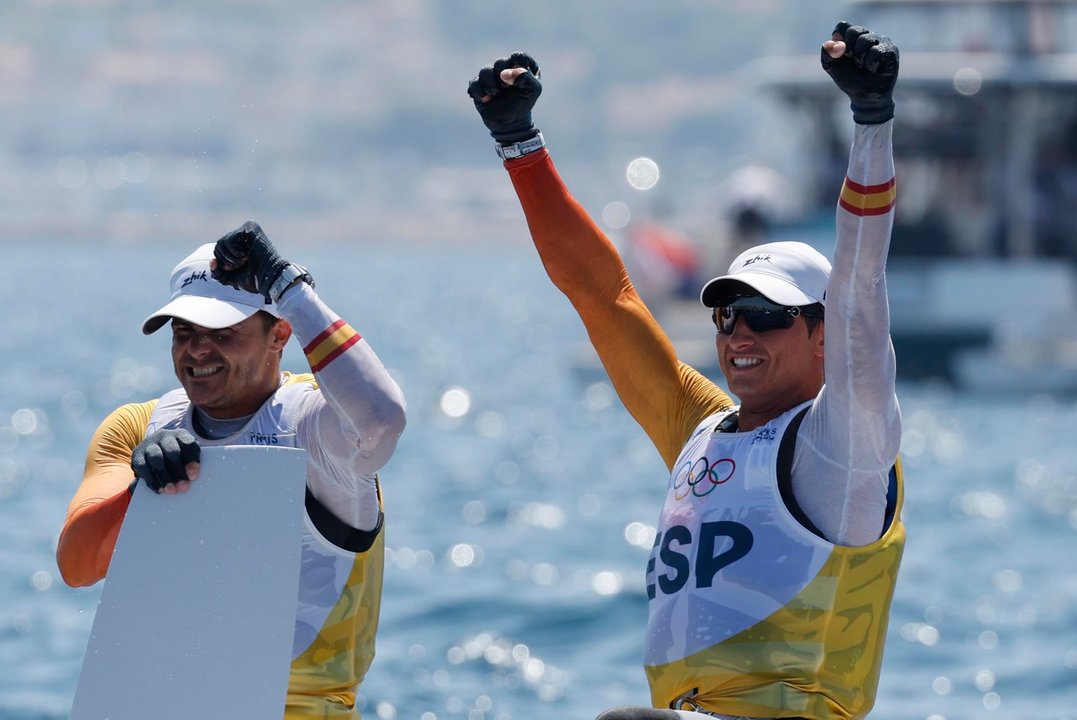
top-left (468, 22), bottom-right (904, 720)
top-left (57, 221), bottom-right (406, 719)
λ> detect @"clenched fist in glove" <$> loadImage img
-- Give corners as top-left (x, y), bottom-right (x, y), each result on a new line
top-left (822, 22), bottom-right (899, 125)
top-left (212, 220), bottom-right (311, 304)
top-left (467, 52), bottom-right (543, 145)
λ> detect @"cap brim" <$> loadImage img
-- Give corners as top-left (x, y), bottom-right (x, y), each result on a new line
top-left (700, 273), bottom-right (818, 307)
top-left (141, 296), bottom-right (267, 335)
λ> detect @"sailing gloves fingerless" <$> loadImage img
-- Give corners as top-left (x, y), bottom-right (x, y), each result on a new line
top-left (211, 221), bottom-right (293, 304)
top-left (468, 52), bottom-right (543, 144)
top-left (131, 429), bottom-right (201, 493)
top-left (821, 22), bottom-right (900, 124)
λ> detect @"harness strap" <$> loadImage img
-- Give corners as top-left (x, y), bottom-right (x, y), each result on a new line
top-left (305, 477), bottom-right (383, 553)
top-left (776, 407), bottom-right (827, 540)
top-left (670, 687), bottom-right (808, 719)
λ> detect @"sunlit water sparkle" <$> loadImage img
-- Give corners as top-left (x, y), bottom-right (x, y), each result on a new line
top-left (1, 243), bottom-right (1075, 719)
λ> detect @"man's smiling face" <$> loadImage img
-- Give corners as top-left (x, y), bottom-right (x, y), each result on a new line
top-left (170, 313), bottom-right (289, 418)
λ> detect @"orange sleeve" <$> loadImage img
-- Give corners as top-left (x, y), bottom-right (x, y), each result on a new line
top-left (505, 150), bottom-right (732, 469)
top-left (56, 401), bottom-right (156, 587)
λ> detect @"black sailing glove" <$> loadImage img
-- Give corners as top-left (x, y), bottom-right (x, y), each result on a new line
top-left (211, 220), bottom-right (292, 303)
top-left (821, 21), bottom-right (899, 124)
top-left (467, 52), bottom-right (542, 145)
top-left (131, 429), bottom-right (201, 493)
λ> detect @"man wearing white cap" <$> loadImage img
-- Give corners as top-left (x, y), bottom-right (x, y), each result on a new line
top-left (469, 21), bottom-right (903, 720)
top-left (57, 221), bottom-right (406, 718)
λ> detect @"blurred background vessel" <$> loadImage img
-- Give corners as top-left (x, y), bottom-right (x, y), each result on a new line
top-left (621, 0), bottom-right (1077, 393)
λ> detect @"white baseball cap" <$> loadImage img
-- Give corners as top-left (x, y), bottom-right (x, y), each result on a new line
top-left (699, 241), bottom-right (831, 308)
top-left (141, 243), bottom-right (280, 335)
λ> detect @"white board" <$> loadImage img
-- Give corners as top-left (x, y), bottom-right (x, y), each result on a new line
top-left (70, 445), bottom-right (308, 720)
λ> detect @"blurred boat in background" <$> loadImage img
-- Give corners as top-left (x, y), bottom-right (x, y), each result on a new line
top-left (760, 0), bottom-right (1077, 393)
top-left (586, 0), bottom-right (1077, 394)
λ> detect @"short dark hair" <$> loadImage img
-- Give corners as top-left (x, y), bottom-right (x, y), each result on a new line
top-left (256, 310), bottom-right (280, 333)
top-left (803, 303), bottom-right (824, 336)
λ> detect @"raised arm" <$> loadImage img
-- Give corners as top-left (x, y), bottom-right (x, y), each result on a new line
top-left (214, 222), bottom-right (406, 532)
top-left (467, 55), bottom-right (731, 467)
top-left (797, 23), bottom-right (902, 546)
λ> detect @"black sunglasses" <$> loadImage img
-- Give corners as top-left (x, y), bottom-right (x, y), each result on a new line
top-left (711, 296), bottom-right (824, 335)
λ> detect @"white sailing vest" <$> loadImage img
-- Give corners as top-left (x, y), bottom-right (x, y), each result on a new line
top-left (645, 401), bottom-right (831, 664)
top-left (643, 401), bottom-right (904, 718)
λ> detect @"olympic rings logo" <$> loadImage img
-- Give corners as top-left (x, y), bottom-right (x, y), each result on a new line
top-left (672, 455), bottom-right (736, 500)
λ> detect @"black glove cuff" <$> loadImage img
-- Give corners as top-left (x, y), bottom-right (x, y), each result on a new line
top-left (492, 126), bottom-right (540, 145)
top-left (255, 256), bottom-right (290, 304)
top-left (852, 99), bottom-right (895, 125)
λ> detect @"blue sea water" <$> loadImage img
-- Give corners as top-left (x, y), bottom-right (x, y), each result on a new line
top-left (1, 241), bottom-right (1075, 720)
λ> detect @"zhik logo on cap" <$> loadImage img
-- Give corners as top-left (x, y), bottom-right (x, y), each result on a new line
top-left (181, 270), bottom-right (209, 289)
top-left (742, 254), bottom-right (772, 267)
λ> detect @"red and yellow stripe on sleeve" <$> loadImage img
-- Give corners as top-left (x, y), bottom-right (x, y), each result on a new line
top-left (304, 319), bottom-right (361, 373)
top-left (839, 177), bottom-right (896, 216)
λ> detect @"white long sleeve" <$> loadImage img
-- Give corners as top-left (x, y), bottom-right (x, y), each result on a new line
top-left (275, 282), bottom-right (407, 532)
top-left (794, 121), bottom-right (902, 546)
